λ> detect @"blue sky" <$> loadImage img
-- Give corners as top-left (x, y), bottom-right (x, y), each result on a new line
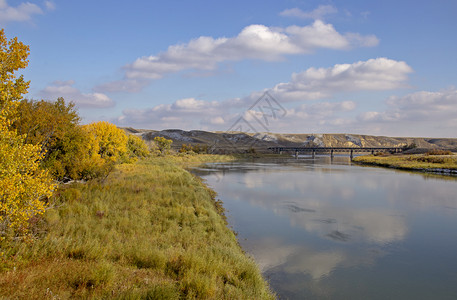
top-left (2, 0), bottom-right (457, 137)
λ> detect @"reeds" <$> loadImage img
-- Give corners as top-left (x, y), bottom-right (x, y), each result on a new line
top-left (0, 155), bottom-right (274, 299)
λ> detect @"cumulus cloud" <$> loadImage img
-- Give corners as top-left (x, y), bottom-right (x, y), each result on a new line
top-left (0, 0), bottom-right (44, 23)
top-left (115, 58), bottom-right (415, 132)
top-left (279, 5), bottom-right (338, 20)
top-left (94, 78), bottom-right (151, 93)
top-left (356, 88), bottom-right (457, 136)
top-left (360, 89), bottom-right (457, 123)
top-left (0, 0), bottom-right (55, 24)
top-left (98, 20), bottom-right (378, 92)
top-left (272, 58), bottom-right (413, 101)
top-left (117, 97), bottom-right (227, 129)
top-left (39, 80), bottom-right (114, 108)
top-left (44, 1), bottom-right (55, 11)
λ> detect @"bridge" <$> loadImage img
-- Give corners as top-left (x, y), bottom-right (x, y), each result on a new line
top-left (268, 147), bottom-right (403, 159)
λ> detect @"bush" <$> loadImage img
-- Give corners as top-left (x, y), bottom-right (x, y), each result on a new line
top-left (179, 144), bottom-right (208, 154)
top-left (154, 136), bottom-right (173, 154)
top-left (426, 149), bottom-right (453, 156)
top-left (127, 135), bottom-right (150, 161)
top-left (83, 121), bottom-right (129, 163)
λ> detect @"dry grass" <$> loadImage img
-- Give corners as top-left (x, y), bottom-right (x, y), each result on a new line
top-left (353, 153), bottom-right (457, 172)
top-left (0, 155), bottom-right (275, 299)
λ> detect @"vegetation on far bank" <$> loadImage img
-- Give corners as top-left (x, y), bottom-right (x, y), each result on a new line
top-left (353, 150), bottom-right (457, 174)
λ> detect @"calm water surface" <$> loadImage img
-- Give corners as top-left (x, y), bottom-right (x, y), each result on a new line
top-left (191, 156), bottom-right (457, 299)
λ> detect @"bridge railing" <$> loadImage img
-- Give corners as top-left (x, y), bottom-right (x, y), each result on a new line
top-left (268, 147), bottom-right (403, 158)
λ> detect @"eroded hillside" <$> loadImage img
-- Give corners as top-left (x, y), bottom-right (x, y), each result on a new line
top-left (122, 128), bottom-right (457, 152)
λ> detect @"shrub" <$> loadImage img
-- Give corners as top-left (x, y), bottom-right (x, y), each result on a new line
top-left (127, 135), bottom-right (150, 161)
top-left (154, 136), bottom-right (173, 154)
top-left (426, 149), bottom-right (453, 156)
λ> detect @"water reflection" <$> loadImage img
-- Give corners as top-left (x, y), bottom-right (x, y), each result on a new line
top-left (192, 157), bottom-right (457, 299)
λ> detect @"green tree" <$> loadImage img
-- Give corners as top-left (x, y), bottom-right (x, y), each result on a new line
top-left (0, 29), bottom-right (55, 237)
top-left (13, 98), bottom-right (89, 180)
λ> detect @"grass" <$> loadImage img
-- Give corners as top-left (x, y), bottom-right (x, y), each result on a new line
top-left (353, 152), bottom-right (457, 174)
top-left (0, 154), bottom-right (275, 299)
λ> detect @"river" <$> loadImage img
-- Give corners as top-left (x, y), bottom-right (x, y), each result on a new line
top-left (191, 156), bottom-right (457, 299)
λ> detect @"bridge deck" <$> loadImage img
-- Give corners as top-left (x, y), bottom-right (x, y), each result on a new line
top-left (268, 147), bottom-right (403, 158)
top-left (268, 147), bottom-right (402, 152)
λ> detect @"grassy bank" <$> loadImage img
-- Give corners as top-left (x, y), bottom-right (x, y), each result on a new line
top-left (0, 155), bottom-right (275, 299)
top-left (353, 152), bottom-right (457, 175)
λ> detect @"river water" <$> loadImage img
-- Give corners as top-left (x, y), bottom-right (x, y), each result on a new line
top-left (191, 156), bottom-right (457, 299)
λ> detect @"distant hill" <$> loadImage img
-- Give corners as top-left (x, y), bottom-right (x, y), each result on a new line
top-left (121, 128), bottom-right (457, 153)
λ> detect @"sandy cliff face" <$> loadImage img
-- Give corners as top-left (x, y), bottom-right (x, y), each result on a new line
top-left (123, 128), bottom-right (457, 151)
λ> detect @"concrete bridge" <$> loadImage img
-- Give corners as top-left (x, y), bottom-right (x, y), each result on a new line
top-left (268, 147), bottom-right (403, 159)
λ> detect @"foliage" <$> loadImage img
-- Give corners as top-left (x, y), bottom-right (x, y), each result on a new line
top-left (0, 127), bottom-right (55, 237)
top-left (426, 149), bottom-right (453, 156)
top-left (12, 98), bottom-right (90, 180)
top-left (154, 136), bottom-right (172, 154)
top-left (0, 29), bottom-right (30, 116)
top-left (0, 29), bottom-right (55, 237)
top-left (409, 155), bottom-right (454, 164)
top-left (179, 143), bottom-right (193, 153)
top-left (403, 143), bottom-right (417, 150)
top-left (126, 134), bottom-right (150, 161)
top-left (353, 153), bottom-right (457, 172)
top-left (0, 156), bottom-right (274, 299)
top-left (83, 121), bottom-right (129, 163)
top-left (179, 143), bottom-right (208, 154)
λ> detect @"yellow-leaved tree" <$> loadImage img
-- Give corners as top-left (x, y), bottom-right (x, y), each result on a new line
top-left (0, 29), bottom-right (55, 238)
top-left (81, 121), bottom-right (129, 178)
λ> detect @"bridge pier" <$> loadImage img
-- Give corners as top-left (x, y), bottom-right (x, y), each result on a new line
top-left (295, 150), bottom-right (298, 158)
top-left (371, 150), bottom-right (374, 155)
top-left (330, 149), bottom-right (334, 158)
top-left (350, 149), bottom-right (354, 160)
top-left (312, 149), bottom-right (315, 158)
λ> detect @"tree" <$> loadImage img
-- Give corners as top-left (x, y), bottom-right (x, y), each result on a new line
top-left (83, 121), bottom-right (129, 163)
top-left (127, 134), bottom-right (150, 161)
top-left (12, 98), bottom-right (89, 180)
top-left (0, 29), bottom-right (55, 237)
top-left (154, 136), bottom-right (172, 154)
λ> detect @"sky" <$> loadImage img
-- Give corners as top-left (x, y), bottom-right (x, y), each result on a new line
top-left (2, 0), bottom-right (457, 137)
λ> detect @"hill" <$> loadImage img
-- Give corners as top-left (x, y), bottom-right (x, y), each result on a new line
top-left (122, 128), bottom-right (457, 153)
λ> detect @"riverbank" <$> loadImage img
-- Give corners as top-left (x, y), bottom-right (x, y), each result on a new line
top-left (0, 155), bottom-right (275, 299)
top-left (352, 152), bottom-right (457, 175)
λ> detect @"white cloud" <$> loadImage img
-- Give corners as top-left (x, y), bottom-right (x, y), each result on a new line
top-left (94, 79), bottom-right (151, 93)
top-left (0, 0), bottom-right (48, 24)
top-left (116, 97), bottom-right (226, 129)
top-left (272, 58), bottom-right (413, 101)
top-left (360, 88), bottom-right (457, 123)
top-left (280, 5), bottom-right (338, 20)
top-left (98, 20), bottom-right (378, 92)
top-left (115, 58), bottom-right (415, 133)
top-left (44, 1), bottom-right (55, 11)
top-left (115, 88), bottom-right (457, 137)
top-left (39, 80), bottom-right (114, 108)
top-left (356, 88), bottom-right (457, 136)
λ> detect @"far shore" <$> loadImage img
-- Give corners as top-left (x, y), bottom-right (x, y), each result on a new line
top-left (352, 152), bottom-right (457, 176)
